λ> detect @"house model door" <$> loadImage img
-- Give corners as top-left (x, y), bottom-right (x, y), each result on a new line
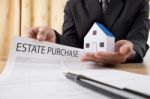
top-left (92, 42), bottom-right (97, 52)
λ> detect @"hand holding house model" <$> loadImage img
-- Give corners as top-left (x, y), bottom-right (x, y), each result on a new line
top-left (84, 22), bottom-right (115, 53)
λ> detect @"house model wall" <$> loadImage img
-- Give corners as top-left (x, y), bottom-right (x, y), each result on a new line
top-left (84, 22), bottom-right (115, 53)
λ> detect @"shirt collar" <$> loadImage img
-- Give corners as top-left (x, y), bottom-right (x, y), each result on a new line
top-left (99, 0), bottom-right (111, 3)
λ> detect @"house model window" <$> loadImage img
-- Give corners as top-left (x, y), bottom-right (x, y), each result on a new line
top-left (93, 30), bottom-right (97, 35)
top-left (86, 43), bottom-right (90, 48)
top-left (100, 42), bottom-right (104, 47)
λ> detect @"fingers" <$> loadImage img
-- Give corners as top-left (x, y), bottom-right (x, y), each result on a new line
top-left (24, 27), bottom-right (40, 39)
top-left (115, 40), bottom-right (127, 52)
top-left (119, 44), bottom-right (131, 55)
top-left (81, 52), bottom-right (126, 65)
top-left (115, 40), bottom-right (133, 56)
top-left (45, 28), bottom-right (56, 43)
top-left (81, 53), bottom-right (96, 62)
top-left (36, 26), bottom-right (56, 42)
top-left (24, 29), bottom-right (35, 39)
top-left (24, 26), bottom-right (56, 43)
top-left (81, 52), bottom-right (105, 63)
top-left (119, 41), bottom-right (133, 58)
top-left (37, 27), bottom-right (49, 41)
top-left (95, 52), bottom-right (126, 64)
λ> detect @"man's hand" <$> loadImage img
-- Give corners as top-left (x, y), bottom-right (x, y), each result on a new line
top-left (24, 26), bottom-right (56, 43)
top-left (81, 40), bottom-right (135, 65)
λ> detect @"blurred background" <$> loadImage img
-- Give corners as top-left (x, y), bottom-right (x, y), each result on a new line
top-left (0, 0), bottom-right (67, 60)
top-left (0, 0), bottom-right (149, 61)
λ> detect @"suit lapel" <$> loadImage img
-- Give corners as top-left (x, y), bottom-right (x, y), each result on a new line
top-left (103, 0), bottom-right (124, 28)
top-left (86, 0), bottom-right (103, 22)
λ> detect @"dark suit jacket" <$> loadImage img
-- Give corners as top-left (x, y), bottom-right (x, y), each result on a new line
top-left (55, 0), bottom-right (150, 63)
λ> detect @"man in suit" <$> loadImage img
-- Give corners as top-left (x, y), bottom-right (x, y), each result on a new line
top-left (25, 0), bottom-right (149, 65)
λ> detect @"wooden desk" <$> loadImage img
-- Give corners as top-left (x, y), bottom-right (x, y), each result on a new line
top-left (115, 59), bottom-right (150, 75)
top-left (0, 61), bottom-right (6, 73)
top-left (0, 59), bottom-right (150, 75)
top-left (0, 57), bottom-right (7, 73)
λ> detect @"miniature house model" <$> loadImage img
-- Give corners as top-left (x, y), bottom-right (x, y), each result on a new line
top-left (84, 22), bottom-right (115, 53)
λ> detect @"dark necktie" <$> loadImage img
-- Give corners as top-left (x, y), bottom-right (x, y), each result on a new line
top-left (99, 0), bottom-right (111, 13)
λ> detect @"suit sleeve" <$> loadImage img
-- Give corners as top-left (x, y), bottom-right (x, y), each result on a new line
top-left (126, 0), bottom-right (149, 63)
top-left (55, 1), bottom-right (82, 48)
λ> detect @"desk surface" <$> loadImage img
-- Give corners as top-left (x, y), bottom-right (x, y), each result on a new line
top-left (0, 59), bottom-right (150, 75)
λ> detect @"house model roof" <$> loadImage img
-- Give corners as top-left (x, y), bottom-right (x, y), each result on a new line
top-left (96, 22), bottom-right (114, 37)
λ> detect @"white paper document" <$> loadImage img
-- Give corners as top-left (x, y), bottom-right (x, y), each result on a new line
top-left (0, 36), bottom-right (109, 99)
top-left (0, 36), bottom-right (150, 99)
top-left (71, 69), bottom-right (150, 97)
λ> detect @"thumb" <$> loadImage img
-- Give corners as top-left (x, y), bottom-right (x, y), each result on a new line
top-left (119, 44), bottom-right (131, 56)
